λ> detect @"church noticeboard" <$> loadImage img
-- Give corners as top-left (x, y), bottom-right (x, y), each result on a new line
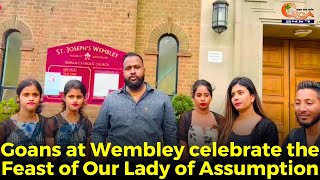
top-left (43, 40), bottom-right (126, 105)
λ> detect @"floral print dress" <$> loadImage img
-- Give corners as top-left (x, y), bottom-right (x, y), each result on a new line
top-left (188, 125), bottom-right (218, 162)
top-left (178, 110), bottom-right (225, 162)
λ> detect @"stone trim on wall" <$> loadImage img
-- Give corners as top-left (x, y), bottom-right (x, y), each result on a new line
top-left (0, 17), bottom-right (34, 51)
top-left (234, 0), bottom-right (320, 96)
top-left (145, 20), bottom-right (191, 57)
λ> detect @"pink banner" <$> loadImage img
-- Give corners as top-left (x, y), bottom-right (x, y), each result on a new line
top-left (44, 40), bottom-right (126, 105)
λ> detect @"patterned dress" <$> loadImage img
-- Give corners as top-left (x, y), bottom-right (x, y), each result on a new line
top-left (178, 110), bottom-right (225, 162)
top-left (45, 113), bottom-right (92, 163)
top-left (188, 125), bottom-right (219, 162)
top-left (0, 114), bottom-right (46, 163)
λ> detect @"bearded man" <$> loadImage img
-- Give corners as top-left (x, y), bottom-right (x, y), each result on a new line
top-left (91, 52), bottom-right (177, 164)
top-left (280, 80), bottom-right (320, 163)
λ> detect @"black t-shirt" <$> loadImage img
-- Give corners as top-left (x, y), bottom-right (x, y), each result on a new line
top-left (225, 118), bottom-right (279, 164)
top-left (280, 127), bottom-right (320, 164)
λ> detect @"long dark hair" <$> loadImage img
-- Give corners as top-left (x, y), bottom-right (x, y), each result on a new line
top-left (218, 77), bottom-right (266, 146)
top-left (16, 79), bottom-right (43, 114)
top-left (61, 80), bottom-right (87, 117)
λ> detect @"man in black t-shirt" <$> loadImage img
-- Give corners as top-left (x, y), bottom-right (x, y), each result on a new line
top-left (280, 80), bottom-right (320, 163)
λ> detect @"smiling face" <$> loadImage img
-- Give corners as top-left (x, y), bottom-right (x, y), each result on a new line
top-left (123, 55), bottom-right (145, 90)
top-left (295, 88), bottom-right (320, 128)
top-left (64, 88), bottom-right (85, 112)
top-left (193, 85), bottom-right (212, 111)
top-left (231, 84), bottom-right (255, 112)
top-left (18, 84), bottom-right (41, 113)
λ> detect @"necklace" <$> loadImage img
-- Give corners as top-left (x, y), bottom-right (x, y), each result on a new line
top-left (127, 84), bottom-right (146, 97)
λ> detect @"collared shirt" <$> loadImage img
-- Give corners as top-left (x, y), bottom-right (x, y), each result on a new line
top-left (91, 82), bottom-right (178, 147)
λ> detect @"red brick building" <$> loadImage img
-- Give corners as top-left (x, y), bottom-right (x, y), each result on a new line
top-left (0, 0), bottom-right (200, 121)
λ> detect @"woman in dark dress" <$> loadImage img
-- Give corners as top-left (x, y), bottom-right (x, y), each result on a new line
top-left (45, 80), bottom-right (92, 163)
top-left (0, 79), bottom-right (46, 163)
top-left (218, 77), bottom-right (279, 164)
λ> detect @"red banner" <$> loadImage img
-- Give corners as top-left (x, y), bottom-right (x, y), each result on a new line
top-left (43, 40), bottom-right (126, 105)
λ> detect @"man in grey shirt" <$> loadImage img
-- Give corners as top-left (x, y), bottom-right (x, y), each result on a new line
top-left (91, 52), bottom-right (178, 163)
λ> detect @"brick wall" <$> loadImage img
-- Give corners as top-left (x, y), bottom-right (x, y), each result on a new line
top-left (135, 0), bottom-right (201, 96)
top-left (0, 0), bottom-right (138, 122)
top-left (0, 0), bottom-right (200, 122)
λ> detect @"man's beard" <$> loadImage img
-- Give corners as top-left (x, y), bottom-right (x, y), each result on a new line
top-left (296, 112), bottom-right (320, 128)
top-left (125, 76), bottom-right (144, 90)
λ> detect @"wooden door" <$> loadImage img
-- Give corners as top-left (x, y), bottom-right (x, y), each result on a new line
top-left (262, 39), bottom-right (289, 145)
top-left (289, 40), bottom-right (320, 129)
top-left (263, 39), bottom-right (320, 145)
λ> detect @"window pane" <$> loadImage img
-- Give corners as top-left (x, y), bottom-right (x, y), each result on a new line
top-left (157, 36), bottom-right (178, 96)
top-left (1, 88), bottom-right (16, 100)
top-left (218, 7), bottom-right (226, 25)
top-left (2, 31), bottom-right (22, 100)
top-left (212, 7), bottom-right (218, 24)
